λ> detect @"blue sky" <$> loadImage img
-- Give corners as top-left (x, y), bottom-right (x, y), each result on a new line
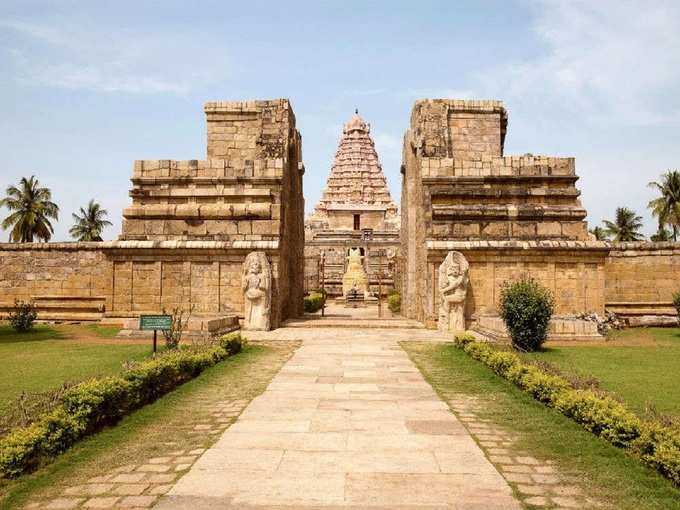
top-left (1, 0), bottom-right (679, 241)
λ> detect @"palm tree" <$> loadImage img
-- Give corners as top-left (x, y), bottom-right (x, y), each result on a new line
top-left (651, 225), bottom-right (672, 242)
top-left (648, 170), bottom-right (680, 241)
top-left (603, 207), bottom-right (645, 242)
top-left (589, 226), bottom-right (609, 240)
top-left (0, 176), bottom-right (59, 242)
top-left (69, 200), bottom-right (112, 241)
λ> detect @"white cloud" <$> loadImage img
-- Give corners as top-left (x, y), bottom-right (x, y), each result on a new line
top-left (0, 17), bottom-right (228, 95)
top-left (499, 0), bottom-right (680, 126)
top-left (25, 63), bottom-right (187, 94)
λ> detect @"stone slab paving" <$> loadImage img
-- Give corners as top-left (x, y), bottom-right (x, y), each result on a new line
top-left (22, 342), bottom-right (299, 510)
top-left (155, 330), bottom-right (520, 509)
top-left (444, 394), bottom-right (603, 509)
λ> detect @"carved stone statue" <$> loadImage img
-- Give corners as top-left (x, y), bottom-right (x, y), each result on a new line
top-left (342, 248), bottom-right (369, 298)
top-left (242, 252), bottom-right (272, 331)
top-left (438, 251), bottom-right (469, 332)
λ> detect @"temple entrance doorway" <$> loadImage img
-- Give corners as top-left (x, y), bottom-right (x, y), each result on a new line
top-left (299, 245), bottom-right (403, 324)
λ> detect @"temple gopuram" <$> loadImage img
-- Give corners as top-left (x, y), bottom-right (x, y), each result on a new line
top-left (304, 111), bottom-right (400, 297)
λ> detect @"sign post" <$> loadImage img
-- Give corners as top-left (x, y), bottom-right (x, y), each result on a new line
top-left (139, 314), bottom-right (173, 354)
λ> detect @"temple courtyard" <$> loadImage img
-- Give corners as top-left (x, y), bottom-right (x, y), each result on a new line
top-left (1, 322), bottom-right (679, 509)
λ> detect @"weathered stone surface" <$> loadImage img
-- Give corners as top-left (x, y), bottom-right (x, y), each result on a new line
top-left (0, 99), bottom-right (305, 329)
top-left (342, 248), bottom-right (369, 298)
top-left (400, 99), bottom-right (622, 328)
top-left (157, 330), bottom-right (520, 508)
top-left (304, 111), bottom-right (400, 297)
top-left (242, 251), bottom-right (272, 330)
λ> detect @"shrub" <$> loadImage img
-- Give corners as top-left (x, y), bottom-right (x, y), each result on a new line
top-left (387, 290), bottom-right (401, 313)
top-left (673, 290), bottom-right (680, 322)
top-left (0, 337), bottom-right (244, 478)
top-left (498, 276), bottom-right (555, 352)
top-left (8, 300), bottom-right (37, 333)
top-left (219, 332), bottom-right (243, 355)
top-left (632, 422), bottom-right (680, 485)
top-left (304, 292), bottom-right (325, 313)
top-left (452, 333), bottom-right (680, 487)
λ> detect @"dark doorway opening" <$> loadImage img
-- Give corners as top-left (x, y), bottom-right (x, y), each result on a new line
top-left (353, 214), bottom-right (360, 230)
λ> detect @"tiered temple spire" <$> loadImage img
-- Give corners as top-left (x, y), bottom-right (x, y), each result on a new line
top-left (307, 111), bottom-right (399, 231)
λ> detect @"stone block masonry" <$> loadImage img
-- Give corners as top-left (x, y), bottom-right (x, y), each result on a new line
top-left (401, 100), bottom-right (591, 325)
top-left (0, 99), bottom-right (305, 328)
top-left (605, 242), bottom-right (680, 321)
top-left (304, 111), bottom-right (400, 296)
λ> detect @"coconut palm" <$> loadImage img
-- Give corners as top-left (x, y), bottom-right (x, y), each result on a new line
top-left (648, 170), bottom-right (680, 241)
top-left (603, 207), bottom-right (645, 242)
top-left (651, 225), bottom-right (672, 242)
top-left (589, 226), bottom-right (609, 240)
top-left (69, 200), bottom-right (112, 241)
top-left (0, 176), bottom-right (59, 242)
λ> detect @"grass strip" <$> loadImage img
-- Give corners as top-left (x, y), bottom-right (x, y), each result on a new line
top-left (403, 341), bottom-right (680, 510)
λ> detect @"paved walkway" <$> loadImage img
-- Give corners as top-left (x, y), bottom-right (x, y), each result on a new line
top-left (156, 330), bottom-right (520, 509)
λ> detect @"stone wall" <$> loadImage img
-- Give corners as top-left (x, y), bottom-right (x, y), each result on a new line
top-left (425, 241), bottom-right (608, 327)
top-left (605, 242), bottom-right (680, 318)
top-left (0, 98), bottom-right (305, 329)
top-left (0, 240), bottom-right (297, 328)
top-left (402, 99), bottom-right (597, 328)
top-left (0, 244), bottom-right (109, 320)
top-left (403, 99), bottom-right (588, 244)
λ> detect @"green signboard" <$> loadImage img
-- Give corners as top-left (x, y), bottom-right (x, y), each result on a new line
top-left (139, 314), bottom-right (173, 331)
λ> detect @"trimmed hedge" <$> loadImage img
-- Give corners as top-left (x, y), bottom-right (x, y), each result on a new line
top-left (673, 290), bottom-right (680, 321)
top-left (0, 333), bottom-right (244, 478)
top-left (453, 334), bottom-right (680, 485)
top-left (304, 292), bottom-right (325, 313)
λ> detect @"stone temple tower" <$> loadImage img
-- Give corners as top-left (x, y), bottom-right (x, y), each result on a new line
top-left (307, 111), bottom-right (399, 234)
top-left (304, 111), bottom-right (400, 296)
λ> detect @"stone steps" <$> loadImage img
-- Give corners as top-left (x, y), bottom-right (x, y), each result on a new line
top-left (282, 317), bottom-right (425, 329)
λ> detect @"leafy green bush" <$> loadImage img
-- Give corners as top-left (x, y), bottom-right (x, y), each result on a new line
top-left (0, 338), bottom-right (244, 478)
top-left (8, 300), bottom-right (37, 333)
top-left (219, 332), bottom-right (243, 355)
top-left (304, 292), bottom-right (325, 313)
top-left (498, 276), bottom-right (555, 352)
top-left (387, 290), bottom-right (401, 313)
top-left (673, 290), bottom-right (680, 322)
top-left (453, 334), bottom-right (680, 487)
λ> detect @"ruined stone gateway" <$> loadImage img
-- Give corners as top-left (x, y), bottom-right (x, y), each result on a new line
top-left (0, 97), bottom-right (678, 336)
top-left (0, 99), bottom-right (305, 333)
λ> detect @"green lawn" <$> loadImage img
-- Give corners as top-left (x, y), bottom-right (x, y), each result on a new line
top-left (404, 342), bottom-right (680, 509)
top-left (0, 342), bottom-right (297, 509)
top-left (0, 324), bottom-right (151, 414)
top-left (524, 327), bottom-right (680, 417)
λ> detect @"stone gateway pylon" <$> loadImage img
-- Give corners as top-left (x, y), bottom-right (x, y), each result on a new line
top-left (304, 111), bottom-right (400, 298)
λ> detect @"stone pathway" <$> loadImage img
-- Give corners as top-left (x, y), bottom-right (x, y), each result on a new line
top-left (156, 329), bottom-right (520, 509)
top-left (21, 342), bottom-right (298, 510)
top-left (446, 395), bottom-right (601, 509)
top-left (26, 401), bottom-right (249, 510)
